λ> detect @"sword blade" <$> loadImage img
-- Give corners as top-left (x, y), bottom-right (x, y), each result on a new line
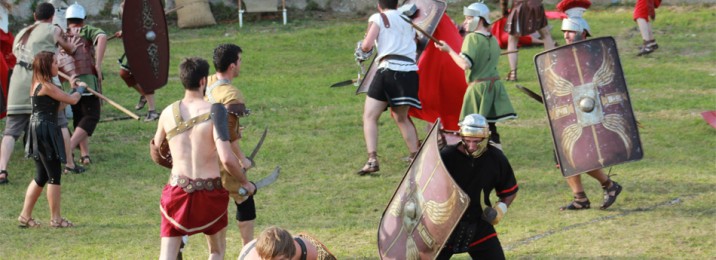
top-left (255, 166), bottom-right (280, 189)
top-left (515, 84), bottom-right (544, 104)
top-left (248, 127), bottom-right (268, 162)
top-left (330, 79), bottom-right (355, 88)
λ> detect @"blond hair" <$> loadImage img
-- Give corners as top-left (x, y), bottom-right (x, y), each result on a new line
top-left (256, 226), bottom-right (296, 259)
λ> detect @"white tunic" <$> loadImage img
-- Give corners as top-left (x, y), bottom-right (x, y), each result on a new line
top-left (368, 10), bottom-right (418, 72)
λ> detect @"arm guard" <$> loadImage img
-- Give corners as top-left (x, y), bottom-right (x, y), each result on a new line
top-left (211, 103), bottom-right (231, 142)
top-left (354, 40), bottom-right (374, 62)
top-left (149, 138), bottom-right (172, 169)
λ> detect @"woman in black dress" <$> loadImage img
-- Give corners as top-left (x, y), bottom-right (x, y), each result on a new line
top-left (17, 51), bottom-right (83, 228)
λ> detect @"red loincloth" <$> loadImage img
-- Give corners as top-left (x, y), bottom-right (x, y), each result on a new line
top-left (633, 0), bottom-right (661, 21)
top-left (160, 184), bottom-right (229, 237)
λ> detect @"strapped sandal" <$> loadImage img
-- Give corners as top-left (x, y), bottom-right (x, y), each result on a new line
top-left (505, 69), bottom-right (517, 82)
top-left (357, 153), bottom-right (380, 176)
top-left (18, 215), bottom-right (41, 228)
top-left (64, 165), bottom-right (86, 174)
top-left (51, 218), bottom-right (74, 228)
top-left (637, 40), bottom-right (658, 56)
top-left (0, 170), bottom-right (8, 184)
top-left (135, 95), bottom-right (147, 110)
top-left (600, 181), bottom-right (623, 209)
top-left (79, 155), bottom-right (92, 165)
top-left (560, 198), bottom-right (591, 211)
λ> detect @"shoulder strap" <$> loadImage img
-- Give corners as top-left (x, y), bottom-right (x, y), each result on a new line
top-left (206, 78), bottom-right (231, 104)
top-left (33, 84), bottom-right (43, 96)
top-left (380, 13), bottom-right (390, 28)
top-left (18, 24), bottom-right (40, 46)
top-left (295, 237), bottom-right (308, 260)
top-left (165, 101), bottom-right (213, 140)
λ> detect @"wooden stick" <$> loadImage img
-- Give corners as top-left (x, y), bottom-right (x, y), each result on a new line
top-left (399, 15), bottom-right (440, 44)
top-left (501, 50), bottom-right (519, 55)
top-left (58, 72), bottom-right (141, 120)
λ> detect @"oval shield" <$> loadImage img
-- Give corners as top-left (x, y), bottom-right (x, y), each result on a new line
top-left (122, 0), bottom-right (169, 92)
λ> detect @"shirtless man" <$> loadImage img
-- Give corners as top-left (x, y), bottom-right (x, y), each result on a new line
top-left (150, 57), bottom-right (255, 259)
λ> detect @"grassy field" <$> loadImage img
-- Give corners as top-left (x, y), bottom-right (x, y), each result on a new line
top-left (1, 3), bottom-right (714, 259)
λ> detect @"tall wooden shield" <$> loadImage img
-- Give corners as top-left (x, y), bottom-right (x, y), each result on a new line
top-left (356, 0), bottom-right (447, 94)
top-left (378, 119), bottom-right (469, 259)
top-left (534, 37), bottom-right (643, 177)
top-left (122, 0), bottom-right (169, 92)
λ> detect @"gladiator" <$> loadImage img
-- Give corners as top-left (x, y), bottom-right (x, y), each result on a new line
top-left (150, 57), bottom-right (255, 259)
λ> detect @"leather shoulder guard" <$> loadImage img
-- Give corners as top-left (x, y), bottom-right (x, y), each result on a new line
top-left (149, 138), bottom-right (172, 169)
top-left (212, 103), bottom-right (230, 141)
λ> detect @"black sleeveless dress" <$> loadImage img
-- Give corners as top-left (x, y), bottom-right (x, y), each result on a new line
top-left (25, 84), bottom-right (66, 162)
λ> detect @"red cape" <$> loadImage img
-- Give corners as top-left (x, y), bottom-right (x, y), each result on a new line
top-left (409, 13), bottom-right (467, 131)
top-left (0, 30), bottom-right (15, 120)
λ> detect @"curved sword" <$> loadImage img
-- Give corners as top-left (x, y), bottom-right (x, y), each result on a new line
top-left (247, 127), bottom-right (268, 167)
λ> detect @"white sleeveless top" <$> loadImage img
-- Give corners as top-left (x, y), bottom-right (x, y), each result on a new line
top-left (368, 10), bottom-right (418, 72)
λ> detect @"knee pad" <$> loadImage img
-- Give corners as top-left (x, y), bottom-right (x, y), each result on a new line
top-left (235, 196), bottom-right (256, 221)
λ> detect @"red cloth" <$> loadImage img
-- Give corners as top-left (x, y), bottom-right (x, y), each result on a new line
top-left (160, 184), bottom-right (229, 237)
top-left (633, 0), bottom-right (660, 21)
top-left (0, 30), bottom-right (14, 119)
top-left (409, 13), bottom-right (466, 131)
top-left (491, 12), bottom-right (566, 49)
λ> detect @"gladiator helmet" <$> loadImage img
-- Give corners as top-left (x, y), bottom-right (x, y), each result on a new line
top-left (459, 114), bottom-right (491, 157)
top-left (463, 2), bottom-right (491, 32)
top-left (66, 2), bottom-right (86, 20)
top-left (561, 9), bottom-right (591, 38)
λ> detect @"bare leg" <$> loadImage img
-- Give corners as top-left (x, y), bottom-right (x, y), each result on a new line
top-left (389, 106), bottom-right (419, 154)
top-left (160, 236), bottom-right (183, 260)
top-left (585, 168), bottom-right (610, 185)
top-left (46, 184), bottom-right (62, 220)
top-left (363, 97), bottom-right (388, 154)
top-left (0, 135), bottom-right (16, 170)
top-left (561, 174), bottom-right (591, 210)
top-left (537, 27), bottom-right (556, 50)
top-left (636, 18), bottom-right (653, 41)
top-left (146, 94), bottom-right (156, 111)
top-left (19, 180), bottom-right (43, 220)
top-left (506, 35), bottom-right (519, 72)
top-left (79, 138), bottom-right (90, 160)
top-left (205, 228), bottom-right (227, 260)
top-left (565, 175), bottom-right (585, 194)
top-left (238, 220), bottom-right (254, 245)
top-left (61, 128), bottom-right (79, 170)
top-left (70, 128), bottom-right (90, 163)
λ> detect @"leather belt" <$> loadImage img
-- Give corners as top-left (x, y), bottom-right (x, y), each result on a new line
top-left (169, 175), bottom-right (223, 193)
top-left (472, 77), bottom-right (500, 91)
top-left (17, 61), bottom-right (33, 70)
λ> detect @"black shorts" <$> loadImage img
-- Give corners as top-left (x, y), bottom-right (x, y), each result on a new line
top-left (71, 95), bottom-right (101, 136)
top-left (367, 69), bottom-right (421, 109)
top-left (235, 195), bottom-right (256, 221)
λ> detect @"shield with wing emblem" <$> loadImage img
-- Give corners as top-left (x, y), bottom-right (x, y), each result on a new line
top-left (534, 37), bottom-right (643, 177)
top-left (378, 119), bottom-right (469, 259)
top-left (356, 0), bottom-right (447, 94)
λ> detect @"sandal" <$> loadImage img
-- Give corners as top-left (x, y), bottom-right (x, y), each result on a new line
top-left (637, 40), bottom-right (658, 56)
top-left (79, 155), bottom-right (92, 165)
top-left (357, 153), bottom-right (379, 176)
top-left (51, 218), bottom-right (74, 228)
top-left (64, 165), bottom-right (86, 174)
top-left (0, 170), bottom-right (8, 184)
top-left (600, 181), bottom-right (623, 209)
top-left (135, 95), bottom-right (147, 110)
top-left (505, 69), bottom-right (517, 82)
top-left (560, 197), bottom-right (591, 211)
top-left (18, 215), bottom-right (41, 228)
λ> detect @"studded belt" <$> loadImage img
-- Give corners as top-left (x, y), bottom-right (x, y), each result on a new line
top-left (169, 175), bottom-right (223, 193)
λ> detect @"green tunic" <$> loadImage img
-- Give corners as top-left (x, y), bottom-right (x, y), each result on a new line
top-left (459, 32), bottom-right (516, 123)
top-left (7, 22), bottom-right (57, 115)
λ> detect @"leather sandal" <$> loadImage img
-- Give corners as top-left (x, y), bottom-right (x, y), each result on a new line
top-left (560, 198), bottom-right (591, 211)
top-left (637, 40), bottom-right (658, 56)
top-left (600, 181), bottom-right (623, 209)
top-left (18, 215), bottom-right (41, 228)
top-left (51, 218), bottom-right (74, 228)
top-left (357, 158), bottom-right (379, 176)
top-left (80, 155), bottom-right (92, 165)
top-left (135, 95), bottom-right (147, 110)
top-left (64, 165), bottom-right (86, 174)
top-left (505, 69), bottom-right (517, 82)
top-left (0, 170), bottom-right (8, 184)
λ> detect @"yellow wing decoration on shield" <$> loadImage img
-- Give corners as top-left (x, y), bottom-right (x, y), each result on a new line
top-left (593, 42), bottom-right (615, 87)
top-left (602, 114), bottom-right (632, 158)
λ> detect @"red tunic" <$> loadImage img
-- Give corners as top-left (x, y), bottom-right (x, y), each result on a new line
top-left (160, 184), bottom-right (229, 237)
top-left (633, 0), bottom-right (661, 21)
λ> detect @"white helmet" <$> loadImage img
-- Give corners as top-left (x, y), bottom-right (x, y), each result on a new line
top-left (66, 2), bottom-right (86, 20)
top-left (463, 2), bottom-right (491, 32)
top-left (561, 8), bottom-right (591, 37)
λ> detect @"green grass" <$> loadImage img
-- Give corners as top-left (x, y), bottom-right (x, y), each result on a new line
top-left (1, 4), bottom-right (715, 259)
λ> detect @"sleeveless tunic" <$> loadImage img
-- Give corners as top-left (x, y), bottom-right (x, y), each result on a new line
top-left (25, 84), bottom-right (65, 162)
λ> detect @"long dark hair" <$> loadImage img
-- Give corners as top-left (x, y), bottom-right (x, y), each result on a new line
top-left (32, 51), bottom-right (55, 87)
